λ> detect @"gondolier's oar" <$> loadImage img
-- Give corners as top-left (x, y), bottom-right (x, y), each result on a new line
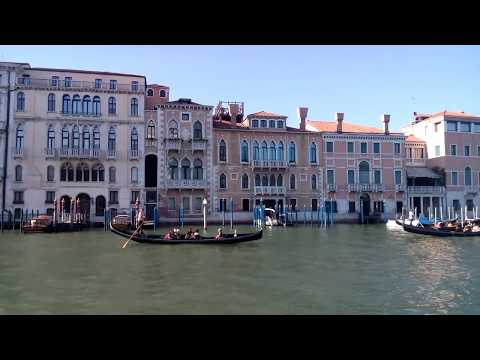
top-left (122, 223), bottom-right (143, 249)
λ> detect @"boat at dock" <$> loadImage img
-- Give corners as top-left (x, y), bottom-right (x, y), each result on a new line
top-left (396, 215), bottom-right (480, 237)
top-left (110, 215), bottom-right (263, 245)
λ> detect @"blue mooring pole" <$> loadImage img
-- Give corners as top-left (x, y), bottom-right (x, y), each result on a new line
top-left (230, 198), bottom-right (233, 229)
top-left (153, 207), bottom-right (157, 231)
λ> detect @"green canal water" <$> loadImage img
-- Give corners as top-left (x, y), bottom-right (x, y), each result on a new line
top-left (1, 224), bottom-right (480, 314)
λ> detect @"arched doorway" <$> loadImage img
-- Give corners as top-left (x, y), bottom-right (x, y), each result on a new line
top-left (76, 193), bottom-right (91, 224)
top-left (360, 193), bottom-right (370, 217)
top-left (95, 195), bottom-right (106, 217)
top-left (60, 195), bottom-right (71, 222)
top-left (145, 154), bottom-right (158, 220)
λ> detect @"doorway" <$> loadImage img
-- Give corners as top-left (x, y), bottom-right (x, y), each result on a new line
top-left (77, 193), bottom-right (91, 223)
top-left (360, 193), bottom-right (370, 217)
top-left (145, 154), bottom-right (158, 188)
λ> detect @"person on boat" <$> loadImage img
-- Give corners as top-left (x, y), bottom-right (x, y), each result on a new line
top-left (164, 231), bottom-right (172, 240)
top-left (193, 229), bottom-right (200, 239)
top-left (185, 228), bottom-right (194, 239)
top-left (137, 207), bottom-right (145, 235)
top-left (215, 228), bottom-right (223, 240)
top-left (234, 229), bottom-right (237, 238)
top-left (464, 224), bottom-right (473, 233)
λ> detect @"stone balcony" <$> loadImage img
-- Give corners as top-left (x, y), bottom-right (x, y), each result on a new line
top-left (253, 186), bottom-right (286, 195)
top-left (251, 160), bottom-right (288, 169)
top-left (407, 186), bottom-right (445, 195)
top-left (107, 149), bottom-right (116, 160)
top-left (191, 139), bottom-right (208, 152)
top-left (58, 147), bottom-right (101, 160)
top-left (465, 185), bottom-right (479, 195)
top-left (165, 179), bottom-right (207, 189)
top-left (347, 184), bottom-right (383, 192)
top-left (165, 138), bottom-right (182, 152)
top-left (129, 149), bottom-right (139, 160)
top-left (327, 184), bottom-right (337, 192)
top-left (395, 184), bottom-right (406, 192)
top-left (145, 139), bottom-right (158, 153)
top-left (12, 147), bottom-right (24, 159)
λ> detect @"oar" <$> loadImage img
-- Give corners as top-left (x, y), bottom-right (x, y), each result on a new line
top-left (122, 223), bottom-right (143, 249)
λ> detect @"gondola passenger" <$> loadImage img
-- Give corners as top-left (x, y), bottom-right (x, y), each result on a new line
top-left (194, 229), bottom-right (200, 239)
top-left (215, 228), bottom-right (223, 240)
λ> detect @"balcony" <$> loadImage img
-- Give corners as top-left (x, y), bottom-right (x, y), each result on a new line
top-left (327, 184), bottom-right (337, 192)
top-left (129, 149), bottom-right (139, 160)
top-left (16, 77), bottom-right (145, 93)
top-left (348, 184), bottom-right (383, 192)
top-left (165, 138), bottom-right (182, 152)
top-left (91, 148), bottom-right (101, 159)
top-left (191, 138), bottom-right (207, 152)
top-left (165, 179), bottom-right (207, 189)
top-left (252, 160), bottom-right (287, 169)
top-left (44, 147), bottom-right (56, 159)
top-left (465, 186), bottom-right (478, 194)
top-left (395, 184), bottom-right (405, 192)
top-left (60, 111), bottom-right (102, 118)
top-left (145, 139), bottom-right (157, 153)
top-left (253, 186), bottom-right (286, 195)
top-left (407, 186), bottom-right (445, 194)
top-left (13, 147), bottom-right (24, 159)
top-left (107, 149), bottom-right (116, 160)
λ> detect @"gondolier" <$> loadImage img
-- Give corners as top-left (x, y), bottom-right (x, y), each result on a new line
top-left (137, 206), bottom-right (145, 235)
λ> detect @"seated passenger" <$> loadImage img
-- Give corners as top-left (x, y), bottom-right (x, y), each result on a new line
top-left (164, 232), bottom-right (172, 240)
top-left (194, 229), bottom-right (200, 239)
top-left (185, 228), bottom-right (194, 239)
top-left (215, 228), bottom-right (223, 240)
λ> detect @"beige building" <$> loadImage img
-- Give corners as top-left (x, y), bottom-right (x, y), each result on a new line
top-left (4, 62), bottom-right (146, 222)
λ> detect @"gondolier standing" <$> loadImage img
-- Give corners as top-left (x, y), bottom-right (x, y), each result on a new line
top-left (137, 206), bottom-right (145, 236)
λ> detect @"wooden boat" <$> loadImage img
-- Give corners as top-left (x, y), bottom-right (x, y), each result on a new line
top-left (402, 222), bottom-right (480, 237)
top-left (22, 215), bottom-right (54, 233)
top-left (110, 218), bottom-right (263, 244)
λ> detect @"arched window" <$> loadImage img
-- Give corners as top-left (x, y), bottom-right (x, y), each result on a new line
top-left (83, 164), bottom-right (89, 181)
top-left (16, 124), bottom-right (24, 149)
top-left (219, 173), bottom-right (227, 189)
top-left (168, 120), bottom-right (178, 138)
top-left (72, 95), bottom-right (81, 114)
top-left (241, 174), bottom-right (249, 189)
top-left (219, 140), bottom-right (227, 161)
top-left (131, 167), bottom-right (139, 183)
top-left (62, 126), bottom-right (69, 148)
top-left (253, 141), bottom-right (260, 161)
top-left (160, 89), bottom-right (166, 97)
top-left (61, 163), bottom-right (74, 182)
top-left (147, 120), bottom-right (155, 139)
top-left (15, 165), bottom-right (22, 182)
top-left (310, 143), bottom-right (317, 163)
top-left (93, 96), bottom-right (101, 116)
top-left (262, 175), bottom-right (268, 186)
top-left (169, 158), bottom-right (178, 180)
top-left (82, 126), bottom-right (90, 150)
top-left (92, 164), bottom-right (104, 182)
top-left (181, 158), bottom-right (191, 180)
top-left (290, 174), bottom-right (296, 190)
top-left (465, 167), bottom-right (472, 186)
top-left (261, 141), bottom-right (268, 161)
top-left (108, 97), bottom-right (116, 114)
top-left (270, 141), bottom-right (276, 161)
top-left (47, 165), bottom-right (55, 182)
top-left (277, 174), bottom-right (283, 187)
top-left (109, 167), bottom-right (116, 183)
top-left (255, 174), bottom-right (261, 186)
top-left (82, 95), bottom-right (91, 115)
top-left (93, 126), bottom-right (100, 149)
top-left (131, 127), bottom-right (138, 151)
top-left (288, 142), bottom-right (296, 163)
top-left (72, 125), bottom-right (80, 149)
top-left (193, 159), bottom-right (203, 180)
top-left (131, 98), bottom-right (138, 116)
top-left (311, 174), bottom-right (317, 190)
top-left (193, 121), bottom-right (203, 140)
top-left (47, 93), bottom-right (55, 112)
top-left (47, 125), bottom-right (55, 149)
top-left (270, 174), bottom-right (276, 186)
top-left (241, 141), bottom-right (249, 162)
top-left (62, 95), bottom-right (71, 113)
top-left (76, 164), bottom-right (83, 181)
top-left (147, 89), bottom-right (154, 96)
top-left (17, 92), bottom-right (25, 111)
top-left (277, 142), bottom-right (284, 161)
top-left (359, 161), bottom-right (370, 184)
top-left (108, 127), bottom-right (116, 152)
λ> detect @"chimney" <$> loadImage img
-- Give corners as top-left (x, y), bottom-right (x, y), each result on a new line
top-left (298, 107), bottom-right (308, 130)
top-left (382, 114), bottom-right (390, 135)
top-left (335, 112), bottom-right (344, 133)
top-left (228, 103), bottom-right (239, 122)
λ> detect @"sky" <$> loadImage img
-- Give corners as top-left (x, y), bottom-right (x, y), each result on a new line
top-left (1, 45), bottom-right (479, 131)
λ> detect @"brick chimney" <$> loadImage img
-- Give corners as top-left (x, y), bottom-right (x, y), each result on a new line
top-left (382, 114), bottom-right (390, 135)
top-left (335, 112), bottom-right (344, 133)
top-left (298, 107), bottom-right (308, 130)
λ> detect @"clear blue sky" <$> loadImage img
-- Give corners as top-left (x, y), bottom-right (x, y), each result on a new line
top-left (2, 45), bottom-right (479, 131)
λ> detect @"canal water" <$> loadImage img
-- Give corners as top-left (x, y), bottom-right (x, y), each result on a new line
top-left (1, 224), bottom-right (480, 314)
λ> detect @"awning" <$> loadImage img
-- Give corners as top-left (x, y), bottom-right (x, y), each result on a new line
top-left (406, 167), bottom-right (442, 179)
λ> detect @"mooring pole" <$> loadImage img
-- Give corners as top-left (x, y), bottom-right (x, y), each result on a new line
top-left (230, 198), bottom-right (233, 229)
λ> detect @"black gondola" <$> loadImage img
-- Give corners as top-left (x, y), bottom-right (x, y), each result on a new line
top-left (110, 220), bottom-right (263, 244)
top-left (401, 222), bottom-right (480, 237)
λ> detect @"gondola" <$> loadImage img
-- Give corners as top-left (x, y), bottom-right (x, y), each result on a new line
top-left (402, 222), bottom-right (480, 237)
top-left (109, 218), bottom-right (263, 244)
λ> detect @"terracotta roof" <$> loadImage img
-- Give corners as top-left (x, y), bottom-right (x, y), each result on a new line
top-left (29, 67), bottom-right (145, 78)
top-left (213, 120), bottom-right (249, 129)
top-left (406, 135), bottom-right (425, 142)
top-left (307, 120), bottom-right (385, 134)
top-left (247, 111), bottom-right (287, 118)
top-left (164, 98), bottom-right (211, 107)
top-left (429, 110), bottom-right (480, 119)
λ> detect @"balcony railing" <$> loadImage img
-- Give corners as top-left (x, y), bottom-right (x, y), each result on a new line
top-left (191, 138), bottom-right (207, 151)
top-left (91, 148), bottom-right (100, 159)
top-left (347, 184), bottom-right (383, 192)
top-left (107, 149), bottom-right (116, 159)
top-left (129, 149), bottom-right (139, 160)
top-left (395, 184), bottom-right (405, 192)
top-left (13, 147), bottom-right (24, 158)
top-left (44, 147), bottom-right (55, 158)
top-left (253, 186), bottom-right (286, 195)
top-left (16, 77), bottom-right (145, 93)
top-left (166, 179), bottom-right (207, 189)
top-left (145, 139), bottom-right (157, 153)
top-left (327, 184), bottom-right (337, 192)
top-left (60, 111), bottom-right (102, 118)
top-left (165, 138), bottom-right (182, 152)
top-left (465, 186), bottom-right (479, 194)
top-left (407, 186), bottom-right (445, 194)
top-left (252, 160), bottom-right (287, 169)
